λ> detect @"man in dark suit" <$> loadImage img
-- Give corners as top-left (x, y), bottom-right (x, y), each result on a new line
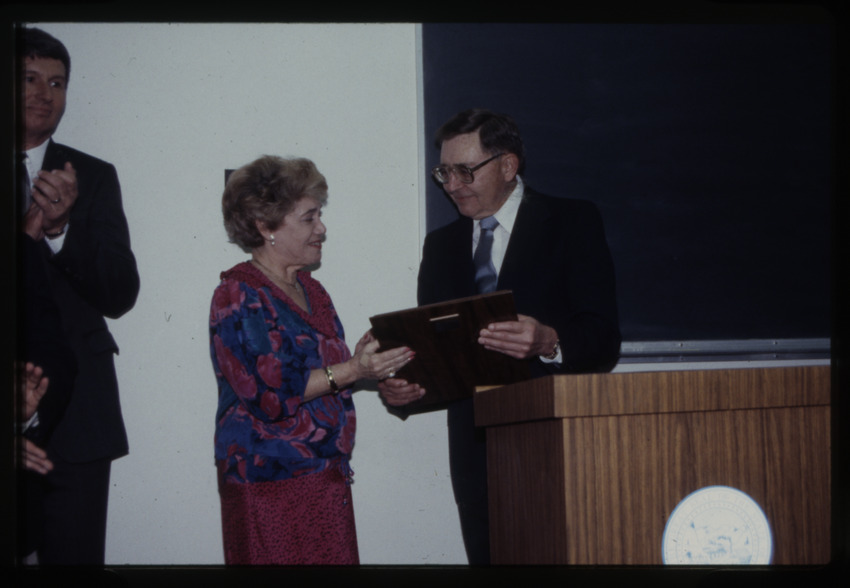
top-left (18, 27), bottom-right (140, 565)
top-left (379, 109), bottom-right (620, 564)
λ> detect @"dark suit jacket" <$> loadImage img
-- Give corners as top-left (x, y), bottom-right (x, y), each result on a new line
top-left (417, 187), bottom-right (621, 549)
top-left (20, 233), bottom-right (76, 448)
top-left (38, 140), bottom-right (140, 463)
top-left (418, 187), bottom-right (621, 375)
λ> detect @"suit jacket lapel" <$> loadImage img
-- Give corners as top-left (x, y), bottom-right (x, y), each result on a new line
top-left (451, 216), bottom-right (476, 294)
top-left (42, 139), bottom-right (63, 171)
top-left (498, 191), bottom-right (544, 290)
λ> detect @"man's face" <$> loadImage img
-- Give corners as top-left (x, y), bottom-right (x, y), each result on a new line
top-left (438, 131), bottom-right (516, 220)
top-left (22, 57), bottom-right (67, 149)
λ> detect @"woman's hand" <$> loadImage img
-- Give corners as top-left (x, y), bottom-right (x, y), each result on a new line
top-left (351, 331), bottom-right (415, 381)
top-left (357, 331), bottom-right (425, 406)
top-left (305, 331), bottom-right (417, 401)
top-left (377, 378), bottom-right (426, 406)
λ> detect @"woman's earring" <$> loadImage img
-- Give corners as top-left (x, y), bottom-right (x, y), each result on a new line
top-left (269, 234), bottom-right (275, 246)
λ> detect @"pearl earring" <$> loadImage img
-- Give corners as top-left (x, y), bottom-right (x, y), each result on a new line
top-left (269, 234), bottom-right (275, 246)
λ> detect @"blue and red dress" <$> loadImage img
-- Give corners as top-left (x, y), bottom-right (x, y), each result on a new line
top-left (209, 261), bottom-right (357, 564)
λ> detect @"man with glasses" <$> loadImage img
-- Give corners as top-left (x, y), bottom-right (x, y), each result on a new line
top-left (380, 108), bottom-right (621, 564)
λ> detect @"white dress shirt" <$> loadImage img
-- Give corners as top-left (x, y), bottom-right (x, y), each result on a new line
top-left (472, 176), bottom-right (525, 274)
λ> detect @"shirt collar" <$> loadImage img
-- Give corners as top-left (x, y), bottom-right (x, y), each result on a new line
top-left (476, 175), bottom-right (524, 235)
top-left (25, 138), bottom-right (51, 176)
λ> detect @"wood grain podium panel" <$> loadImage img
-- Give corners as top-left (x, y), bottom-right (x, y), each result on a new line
top-left (475, 366), bottom-right (831, 565)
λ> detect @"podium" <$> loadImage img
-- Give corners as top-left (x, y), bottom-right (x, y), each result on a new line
top-left (473, 366), bottom-right (831, 565)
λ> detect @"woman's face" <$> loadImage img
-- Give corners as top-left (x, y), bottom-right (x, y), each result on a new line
top-left (269, 196), bottom-right (326, 268)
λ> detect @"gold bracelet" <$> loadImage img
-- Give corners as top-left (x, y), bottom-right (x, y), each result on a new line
top-left (325, 365), bottom-right (339, 393)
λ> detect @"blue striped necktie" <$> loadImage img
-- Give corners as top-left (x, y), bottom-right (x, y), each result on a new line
top-left (474, 216), bottom-right (499, 293)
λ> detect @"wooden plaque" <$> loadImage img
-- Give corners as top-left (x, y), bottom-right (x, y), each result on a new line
top-left (369, 291), bottom-right (530, 414)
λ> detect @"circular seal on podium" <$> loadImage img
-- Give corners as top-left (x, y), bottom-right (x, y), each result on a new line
top-left (662, 485), bottom-right (773, 565)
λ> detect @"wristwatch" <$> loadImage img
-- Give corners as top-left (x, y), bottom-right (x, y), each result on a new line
top-left (543, 340), bottom-right (560, 360)
top-left (45, 226), bottom-right (66, 239)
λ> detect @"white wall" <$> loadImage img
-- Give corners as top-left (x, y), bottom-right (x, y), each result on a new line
top-left (34, 22), bottom-right (466, 565)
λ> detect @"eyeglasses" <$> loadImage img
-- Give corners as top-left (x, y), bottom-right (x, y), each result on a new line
top-left (431, 153), bottom-right (504, 185)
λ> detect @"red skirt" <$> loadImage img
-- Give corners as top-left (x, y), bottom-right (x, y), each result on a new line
top-left (218, 465), bottom-right (359, 565)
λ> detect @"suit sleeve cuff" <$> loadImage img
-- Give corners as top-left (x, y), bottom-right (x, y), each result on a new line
top-left (44, 224), bottom-right (69, 253)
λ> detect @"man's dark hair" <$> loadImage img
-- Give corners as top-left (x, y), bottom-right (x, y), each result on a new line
top-left (20, 27), bottom-right (71, 82)
top-left (434, 108), bottom-right (526, 175)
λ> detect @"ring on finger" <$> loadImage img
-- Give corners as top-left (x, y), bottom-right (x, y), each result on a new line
top-left (51, 198), bottom-right (61, 204)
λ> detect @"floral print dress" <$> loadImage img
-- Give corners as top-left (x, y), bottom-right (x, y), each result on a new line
top-left (209, 261), bottom-right (356, 485)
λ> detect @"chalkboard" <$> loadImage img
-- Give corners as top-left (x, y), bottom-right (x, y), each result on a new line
top-left (422, 22), bottom-right (833, 356)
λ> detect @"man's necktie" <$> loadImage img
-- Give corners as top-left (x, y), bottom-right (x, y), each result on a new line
top-left (18, 153), bottom-right (31, 216)
top-left (474, 215), bottom-right (499, 293)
